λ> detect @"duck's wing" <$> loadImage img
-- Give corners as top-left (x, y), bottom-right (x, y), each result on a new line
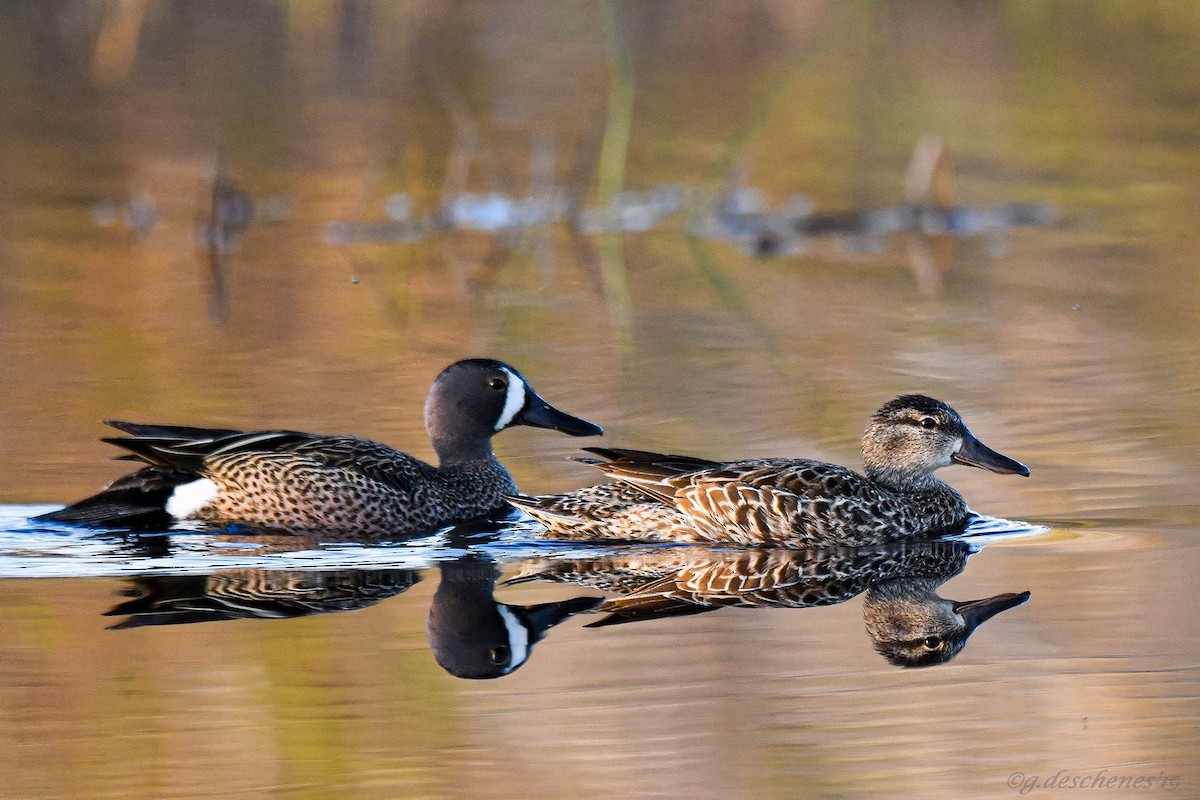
top-left (103, 423), bottom-right (436, 493)
top-left (579, 447), bottom-right (721, 471)
top-left (581, 447), bottom-right (723, 504)
top-left (672, 460), bottom-right (906, 547)
top-left (590, 455), bottom-right (904, 546)
top-left (286, 435), bottom-right (438, 491)
top-left (102, 422), bottom-right (323, 472)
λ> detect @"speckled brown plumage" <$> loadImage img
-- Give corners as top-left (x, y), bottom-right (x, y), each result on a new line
top-left (181, 431), bottom-right (521, 534)
top-left (508, 482), bottom-right (698, 542)
top-left (600, 456), bottom-right (972, 547)
top-left (510, 396), bottom-right (1028, 548)
top-left (37, 359), bottom-right (603, 536)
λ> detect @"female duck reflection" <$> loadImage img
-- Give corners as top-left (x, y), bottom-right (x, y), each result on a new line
top-left (508, 539), bottom-right (1029, 667)
top-left (104, 554), bottom-right (600, 679)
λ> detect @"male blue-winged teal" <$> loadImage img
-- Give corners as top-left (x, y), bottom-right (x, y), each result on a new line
top-left (509, 541), bottom-right (1031, 667)
top-left (509, 395), bottom-right (1028, 547)
top-left (38, 358), bottom-right (602, 535)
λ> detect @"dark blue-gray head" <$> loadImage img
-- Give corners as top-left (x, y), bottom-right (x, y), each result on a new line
top-left (862, 395), bottom-right (1029, 488)
top-left (424, 358), bottom-right (602, 463)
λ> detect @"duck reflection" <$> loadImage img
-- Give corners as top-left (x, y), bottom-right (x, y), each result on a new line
top-left (863, 575), bottom-right (1028, 668)
top-left (106, 568), bottom-right (422, 628)
top-left (508, 540), bottom-right (1029, 668)
top-left (103, 553), bottom-right (601, 679)
top-left (428, 555), bottom-right (602, 679)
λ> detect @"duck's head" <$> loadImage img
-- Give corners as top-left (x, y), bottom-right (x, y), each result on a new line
top-left (864, 579), bottom-right (1031, 667)
top-left (861, 395), bottom-right (1028, 488)
top-left (425, 359), bottom-right (603, 463)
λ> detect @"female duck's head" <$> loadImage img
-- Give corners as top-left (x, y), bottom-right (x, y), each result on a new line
top-left (424, 359), bottom-right (603, 463)
top-left (861, 395), bottom-right (1029, 489)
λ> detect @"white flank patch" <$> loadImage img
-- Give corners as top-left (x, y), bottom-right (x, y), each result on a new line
top-left (495, 604), bottom-right (530, 671)
top-left (493, 368), bottom-right (527, 431)
top-left (165, 478), bottom-right (219, 519)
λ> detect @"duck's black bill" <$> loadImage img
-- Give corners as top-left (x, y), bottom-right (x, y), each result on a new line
top-left (952, 434), bottom-right (1030, 476)
top-left (518, 394), bottom-right (604, 437)
top-left (954, 590), bottom-right (1031, 630)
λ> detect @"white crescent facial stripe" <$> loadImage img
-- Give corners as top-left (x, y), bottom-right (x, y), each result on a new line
top-left (494, 368), bottom-right (527, 431)
top-left (495, 604), bottom-right (530, 672)
top-left (165, 478), bottom-right (219, 519)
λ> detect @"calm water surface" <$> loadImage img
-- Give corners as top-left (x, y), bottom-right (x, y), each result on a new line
top-left (1, 3), bottom-right (1198, 799)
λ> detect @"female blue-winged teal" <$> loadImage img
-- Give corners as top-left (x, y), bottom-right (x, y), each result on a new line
top-left (509, 395), bottom-right (1028, 547)
top-left (38, 358), bottom-right (602, 535)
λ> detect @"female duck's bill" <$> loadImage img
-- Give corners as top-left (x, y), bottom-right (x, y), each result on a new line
top-left (952, 432), bottom-right (1029, 476)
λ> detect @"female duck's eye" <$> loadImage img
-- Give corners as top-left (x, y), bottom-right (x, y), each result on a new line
top-left (488, 645), bottom-right (510, 665)
top-left (488, 377), bottom-right (507, 391)
top-left (923, 636), bottom-right (941, 650)
top-left (919, 417), bottom-right (938, 429)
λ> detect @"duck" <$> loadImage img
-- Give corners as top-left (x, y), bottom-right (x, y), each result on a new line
top-left (508, 395), bottom-right (1027, 547)
top-left (37, 358), bottom-right (602, 535)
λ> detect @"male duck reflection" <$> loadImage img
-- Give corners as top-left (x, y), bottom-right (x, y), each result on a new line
top-left (38, 359), bottom-right (602, 536)
top-left (511, 395), bottom-right (1028, 547)
top-left (511, 540), bottom-right (1030, 667)
top-left (106, 568), bottom-right (424, 627)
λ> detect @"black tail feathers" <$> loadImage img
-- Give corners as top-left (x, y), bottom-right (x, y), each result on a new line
top-left (33, 465), bottom-right (195, 529)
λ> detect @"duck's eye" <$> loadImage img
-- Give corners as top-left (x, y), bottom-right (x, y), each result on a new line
top-left (922, 636), bottom-right (941, 650)
top-left (488, 377), bottom-right (507, 391)
top-left (488, 645), bottom-right (510, 665)
top-left (919, 417), bottom-right (938, 429)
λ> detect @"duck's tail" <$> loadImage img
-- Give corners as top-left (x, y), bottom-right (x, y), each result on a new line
top-left (506, 492), bottom-right (612, 539)
top-left (33, 464), bottom-right (198, 529)
top-left (32, 420), bottom-right (227, 529)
